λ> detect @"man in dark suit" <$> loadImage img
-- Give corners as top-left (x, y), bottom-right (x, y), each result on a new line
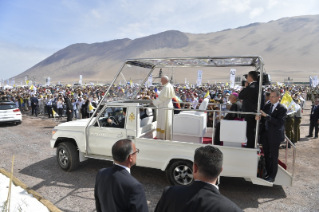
top-left (155, 146), bottom-right (242, 212)
top-left (239, 71), bottom-right (260, 148)
top-left (256, 90), bottom-right (287, 182)
top-left (30, 94), bottom-right (38, 117)
top-left (95, 139), bottom-right (148, 212)
top-left (65, 93), bottom-right (73, 122)
top-left (306, 98), bottom-right (319, 138)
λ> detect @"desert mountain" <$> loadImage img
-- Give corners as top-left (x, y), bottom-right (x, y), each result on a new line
top-left (15, 15), bottom-right (319, 83)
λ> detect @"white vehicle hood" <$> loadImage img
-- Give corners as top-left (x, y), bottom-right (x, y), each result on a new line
top-left (56, 118), bottom-right (95, 128)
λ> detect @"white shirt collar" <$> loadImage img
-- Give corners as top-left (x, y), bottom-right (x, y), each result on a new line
top-left (114, 163), bottom-right (130, 173)
top-left (249, 81), bottom-right (257, 85)
top-left (271, 101), bottom-right (279, 112)
top-left (195, 180), bottom-right (219, 190)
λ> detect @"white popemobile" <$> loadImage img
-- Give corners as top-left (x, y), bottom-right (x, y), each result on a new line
top-left (50, 56), bottom-right (296, 187)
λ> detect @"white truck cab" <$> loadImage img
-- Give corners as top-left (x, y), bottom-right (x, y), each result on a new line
top-left (50, 56), bottom-right (296, 187)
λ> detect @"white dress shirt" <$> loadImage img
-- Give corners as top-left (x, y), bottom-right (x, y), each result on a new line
top-left (114, 163), bottom-right (130, 173)
top-left (195, 180), bottom-right (219, 190)
top-left (270, 101), bottom-right (279, 113)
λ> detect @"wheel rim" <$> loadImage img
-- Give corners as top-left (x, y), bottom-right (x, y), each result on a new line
top-left (58, 148), bottom-right (69, 167)
top-left (173, 165), bottom-right (193, 185)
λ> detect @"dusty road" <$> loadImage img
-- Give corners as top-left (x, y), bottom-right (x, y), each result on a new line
top-left (1, 101), bottom-right (319, 212)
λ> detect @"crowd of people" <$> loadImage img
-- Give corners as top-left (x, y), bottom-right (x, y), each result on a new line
top-left (1, 73), bottom-right (316, 211)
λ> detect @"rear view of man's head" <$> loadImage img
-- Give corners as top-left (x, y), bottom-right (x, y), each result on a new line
top-left (112, 139), bottom-right (137, 168)
top-left (193, 146), bottom-right (223, 182)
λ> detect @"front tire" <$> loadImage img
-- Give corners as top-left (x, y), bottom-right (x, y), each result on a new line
top-left (57, 142), bottom-right (79, 171)
top-left (166, 160), bottom-right (194, 186)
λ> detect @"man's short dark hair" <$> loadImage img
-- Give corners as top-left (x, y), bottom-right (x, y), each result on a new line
top-left (248, 71), bottom-right (258, 81)
top-left (194, 146), bottom-right (223, 180)
top-left (271, 89), bottom-right (280, 97)
top-left (265, 92), bottom-right (271, 97)
top-left (112, 139), bottom-right (132, 162)
top-left (122, 107), bottom-right (127, 114)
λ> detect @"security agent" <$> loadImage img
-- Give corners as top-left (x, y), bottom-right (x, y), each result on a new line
top-left (256, 90), bottom-right (287, 182)
top-left (94, 139), bottom-right (148, 212)
top-left (238, 71), bottom-right (260, 148)
top-left (155, 146), bottom-right (242, 212)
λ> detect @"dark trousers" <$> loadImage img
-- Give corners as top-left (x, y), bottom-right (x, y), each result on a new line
top-left (245, 115), bottom-right (256, 148)
top-left (58, 108), bottom-right (63, 118)
top-left (285, 117), bottom-right (294, 147)
top-left (261, 131), bottom-right (280, 179)
top-left (309, 119), bottom-right (318, 137)
top-left (31, 105), bottom-right (38, 116)
top-left (294, 118), bottom-right (301, 141)
top-left (81, 108), bottom-right (87, 119)
top-left (214, 122), bottom-right (221, 145)
top-left (66, 111), bottom-right (73, 122)
top-left (47, 105), bottom-right (53, 118)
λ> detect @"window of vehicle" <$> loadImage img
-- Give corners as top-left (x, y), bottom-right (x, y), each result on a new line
top-left (96, 107), bottom-right (127, 128)
top-left (0, 104), bottom-right (17, 110)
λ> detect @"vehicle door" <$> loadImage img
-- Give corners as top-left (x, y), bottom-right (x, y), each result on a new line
top-left (87, 106), bottom-right (127, 156)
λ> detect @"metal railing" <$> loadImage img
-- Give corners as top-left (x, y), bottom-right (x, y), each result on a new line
top-left (284, 135), bottom-right (297, 177)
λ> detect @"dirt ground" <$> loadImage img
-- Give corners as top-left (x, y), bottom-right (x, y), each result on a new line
top-left (1, 101), bottom-right (319, 212)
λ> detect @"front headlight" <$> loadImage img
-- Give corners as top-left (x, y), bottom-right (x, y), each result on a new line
top-left (52, 129), bottom-right (58, 136)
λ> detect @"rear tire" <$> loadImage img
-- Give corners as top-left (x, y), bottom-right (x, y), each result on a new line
top-left (166, 160), bottom-right (194, 186)
top-left (57, 142), bottom-right (79, 171)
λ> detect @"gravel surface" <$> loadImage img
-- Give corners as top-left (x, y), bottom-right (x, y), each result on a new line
top-left (1, 102), bottom-right (319, 212)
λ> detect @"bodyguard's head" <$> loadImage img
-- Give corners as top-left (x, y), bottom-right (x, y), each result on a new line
top-left (193, 146), bottom-right (223, 181)
top-left (112, 139), bottom-right (138, 167)
top-left (247, 71), bottom-right (258, 83)
top-left (270, 89), bottom-right (280, 104)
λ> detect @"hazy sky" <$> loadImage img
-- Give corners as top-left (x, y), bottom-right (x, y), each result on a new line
top-left (1, 0), bottom-right (318, 80)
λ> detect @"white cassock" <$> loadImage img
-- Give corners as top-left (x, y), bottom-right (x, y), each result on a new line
top-left (153, 82), bottom-right (176, 140)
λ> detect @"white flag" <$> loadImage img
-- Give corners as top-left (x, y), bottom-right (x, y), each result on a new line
top-left (229, 69), bottom-right (236, 88)
top-left (197, 70), bottom-right (203, 86)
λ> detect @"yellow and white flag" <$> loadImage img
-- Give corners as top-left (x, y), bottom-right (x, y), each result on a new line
top-left (281, 92), bottom-right (300, 113)
top-left (52, 109), bottom-right (57, 117)
top-left (204, 91), bottom-right (210, 98)
top-left (88, 103), bottom-right (95, 111)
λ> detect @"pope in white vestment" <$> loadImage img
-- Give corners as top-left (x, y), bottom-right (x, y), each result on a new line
top-left (153, 76), bottom-right (176, 140)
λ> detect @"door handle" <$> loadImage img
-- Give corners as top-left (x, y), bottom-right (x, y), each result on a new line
top-left (117, 132), bottom-right (123, 138)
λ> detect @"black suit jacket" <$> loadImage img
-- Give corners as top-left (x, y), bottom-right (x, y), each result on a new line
top-left (224, 101), bottom-right (242, 120)
top-left (260, 103), bottom-right (287, 143)
top-left (95, 165), bottom-right (148, 212)
top-left (155, 181), bottom-right (242, 212)
top-left (30, 97), bottom-right (38, 106)
top-left (238, 81), bottom-right (260, 114)
top-left (65, 97), bottom-right (73, 112)
top-left (310, 105), bottom-right (319, 121)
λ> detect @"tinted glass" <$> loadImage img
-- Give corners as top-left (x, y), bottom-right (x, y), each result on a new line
top-left (0, 104), bottom-right (17, 110)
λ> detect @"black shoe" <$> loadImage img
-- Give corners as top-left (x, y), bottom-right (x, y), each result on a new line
top-left (264, 175), bottom-right (269, 180)
top-left (314, 136), bottom-right (318, 139)
top-left (306, 135), bottom-right (313, 138)
top-left (280, 145), bottom-right (286, 149)
top-left (265, 177), bottom-right (275, 182)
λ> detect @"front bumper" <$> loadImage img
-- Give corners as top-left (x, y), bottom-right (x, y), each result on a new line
top-left (50, 139), bottom-right (56, 148)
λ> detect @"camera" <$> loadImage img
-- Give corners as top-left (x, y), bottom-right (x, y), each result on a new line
top-left (241, 72), bottom-right (271, 86)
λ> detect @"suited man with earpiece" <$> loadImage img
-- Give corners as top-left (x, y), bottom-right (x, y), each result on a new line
top-left (94, 139), bottom-right (148, 212)
top-left (155, 146), bottom-right (242, 212)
